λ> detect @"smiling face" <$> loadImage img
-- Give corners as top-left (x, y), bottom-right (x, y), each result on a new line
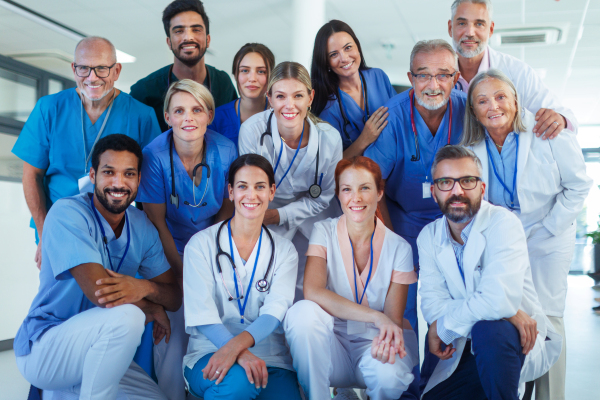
top-left (165, 91), bottom-right (212, 144)
top-left (337, 167), bottom-right (383, 224)
top-left (229, 165), bottom-right (276, 221)
top-left (167, 11), bottom-right (210, 67)
top-left (449, 2), bottom-right (494, 59)
top-left (237, 52), bottom-right (269, 100)
top-left (90, 150), bottom-right (139, 214)
top-left (72, 39), bottom-right (121, 102)
top-left (327, 31), bottom-right (361, 79)
top-left (267, 78), bottom-right (314, 131)
top-left (471, 78), bottom-right (517, 136)
top-left (409, 49), bottom-right (458, 111)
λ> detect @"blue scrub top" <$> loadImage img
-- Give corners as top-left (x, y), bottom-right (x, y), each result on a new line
top-left (137, 129), bottom-right (237, 253)
top-left (11, 88), bottom-right (161, 233)
top-left (364, 89), bottom-right (467, 239)
top-left (319, 68), bottom-right (396, 150)
top-left (208, 100), bottom-right (240, 148)
top-left (14, 193), bottom-right (171, 357)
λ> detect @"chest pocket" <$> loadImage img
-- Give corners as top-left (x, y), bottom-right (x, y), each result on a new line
top-left (525, 146), bottom-right (560, 197)
top-left (472, 264), bottom-right (483, 289)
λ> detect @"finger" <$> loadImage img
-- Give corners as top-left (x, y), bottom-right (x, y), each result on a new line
top-left (105, 269), bottom-right (123, 277)
top-left (371, 337), bottom-right (380, 358)
top-left (96, 277), bottom-right (121, 286)
top-left (261, 363), bottom-right (269, 388)
top-left (533, 109), bottom-right (551, 132)
top-left (97, 292), bottom-right (125, 304)
top-left (376, 111), bottom-right (389, 124)
top-left (242, 363), bottom-right (254, 386)
top-left (95, 284), bottom-right (121, 297)
top-left (542, 123), bottom-right (562, 140)
top-left (250, 363), bottom-right (261, 389)
top-left (381, 342), bottom-right (390, 363)
top-left (535, 116), bottom-right (555, 138)
top-left (215, 364), bottom-right (231, 385)
top-left (165, 326), bottom-right (171, 344)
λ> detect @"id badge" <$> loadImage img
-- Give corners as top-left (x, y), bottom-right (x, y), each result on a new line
top-left (422, 182), bottom-right (431, 199)
top-left (78, 175), bottom-right (93, 194)
top-left (347, 320), bottom-right (367, 335)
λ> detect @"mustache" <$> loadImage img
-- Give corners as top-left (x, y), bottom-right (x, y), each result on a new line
top-left (460, 36), bottom-right (481, 44)
top-left (422, 89), bottom-right (445, 96)
top-left (104, 187), bottom-right (131, 194)
top-left (444, 195), bottom-right (471, 207)
top-left (179, 41), bottom-right (199, 49)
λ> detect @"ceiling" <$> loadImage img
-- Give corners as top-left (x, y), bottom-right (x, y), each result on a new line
top-left (1, 0), bottom-right (599, 124)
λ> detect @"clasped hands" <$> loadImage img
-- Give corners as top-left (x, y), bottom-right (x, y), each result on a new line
top-left (370, 314), bottom-right (407, 364)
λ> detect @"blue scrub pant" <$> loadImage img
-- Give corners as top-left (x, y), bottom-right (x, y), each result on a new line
top-left (422, 320), bottom-right (526, 400)
top-left (184, 353), bottom-right (302, 400)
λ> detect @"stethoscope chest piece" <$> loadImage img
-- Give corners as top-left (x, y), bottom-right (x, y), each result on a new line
top-left (255, 279), bottom-right (269, 292)
top-left (309, 184), bottom-right (322, 199)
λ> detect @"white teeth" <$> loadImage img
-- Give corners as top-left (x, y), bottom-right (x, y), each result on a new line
top-left (283, 113), bottom-right (297, 118)
top-left (110, 192), bottom-right (126, 198)
top-left (88, 84), bottom-right (101, 88)
top-left (341, 61), bottom-right (354, 69)
top-left (489, 114), bottom-right (502, 119)
top-left (349, 206), bottom-right (366, 211)
top-left (243, 203), bottom-right (259, 209)
top-left (182, 127), bottom-right (196, 130)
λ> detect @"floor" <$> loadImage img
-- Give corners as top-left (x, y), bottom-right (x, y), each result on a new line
top-left (1, 275), bottom-right (598, 400)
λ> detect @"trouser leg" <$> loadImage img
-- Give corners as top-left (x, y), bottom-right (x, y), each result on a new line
top-left (117, 361), bottom-right (167, 400)
top-left (256, 367), bottom-right (302, 400)
top-left (154, 304), bottom-right (189, 400)
top-left (17, 305), bottom-right (146, 400)
top-left (535, 316), bottom-right (566, 400)
top-left (471, 320), bottom-right (526, 400)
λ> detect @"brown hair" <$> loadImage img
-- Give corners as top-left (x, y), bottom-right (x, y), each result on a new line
top-left (232, 43), bottom-right (275, 85)
top-left (335, 156), bottom-right (385, 221)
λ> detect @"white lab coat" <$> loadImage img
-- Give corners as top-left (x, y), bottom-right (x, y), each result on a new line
top-left (182, 221), bottom-right (298, 373)
top-left (470, 110), bottom-right (592, 315)
top-left (418, 201), bottom-right (562, 395)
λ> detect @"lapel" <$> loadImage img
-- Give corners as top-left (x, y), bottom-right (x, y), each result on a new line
top-left (434, 218), bottom-right (467, 298)
top-left (516, 112), bottom-right (534, 190)
top-left (462, 229), bottom-right (485, 295)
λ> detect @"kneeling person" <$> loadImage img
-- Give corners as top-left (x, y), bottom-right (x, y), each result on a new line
top-left (284, 157), bottom-right (418, 400)
top-left (418, 146), bottom-right (562, 400)
top-left (14, 135), bottom-right (182, 400)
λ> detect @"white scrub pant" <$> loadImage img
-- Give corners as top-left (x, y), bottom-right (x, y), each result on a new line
top-left (534, 316), bottom-right (566, 400)
top-left (154, 304), bottom-right (189, 400)
top-left (16, 305), bottom-right (166, 400)
top-left (284, 300), bottom-right (417, 400)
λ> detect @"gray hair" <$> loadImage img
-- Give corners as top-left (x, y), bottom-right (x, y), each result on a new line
top-left (460, 69), bottom-right (526, 146)
top-left (409, 39), bottom-right (458, 72)
top-left (431, 145), bottom-right (483, 178)
top-left (450, 0), bottom-right (493, 20)
top-left (74, 36), bottom-right (117, 63)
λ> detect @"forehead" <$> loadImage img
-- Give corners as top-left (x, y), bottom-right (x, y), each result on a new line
top-left (327, 31), bottom-right (355, 51)
top-left (98, 150), bottom-right (139, 169)
top-left (170, 11), bottom-right (205, 28)
top-left (169, 90), bottom-right (206, 109)
top-left (339, 166), bottom-right (375, 184)
top-left (234, 165), bottom-right (268, 182)
top-left (473, 78), bottom-right (511, 97)
top-left (240, 52), bottom-right (266, 67)
top-left (271, 78), bottom-right (306, 93)
top-left (454, 2), bottom-right (490, 22)
top-left (75, 41), bottom-right (114, 65)
top-left (413, 50), bottom-right (455, 72)
top-left (434, 157), bottom-right (480, 178)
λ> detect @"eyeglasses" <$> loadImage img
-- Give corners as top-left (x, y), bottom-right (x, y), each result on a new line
top-left (74, 63), bottom-right (116, 78)
top-left (411, 71), bottom-right (457, 84)
top-left (433, 176), bottom-right (481, 191)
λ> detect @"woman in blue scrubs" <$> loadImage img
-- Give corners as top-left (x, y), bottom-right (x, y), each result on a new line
top-left (311, 20), bottom-right (396, 158)
top-left (209, 43), bottom-right (275, 148)
top-left (137, 79), bottom-right (237, 400)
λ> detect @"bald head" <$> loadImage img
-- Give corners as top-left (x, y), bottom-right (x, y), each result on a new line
top-left (74, 37), bottom-right (117, 64)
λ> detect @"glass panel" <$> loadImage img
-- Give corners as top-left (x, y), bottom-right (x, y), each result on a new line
top-left (0, 132), bottom-right (21, 181)
top-left (0, 68), bottom-right (37, 122)
top-left (48, 78), bottom-right (64, 95)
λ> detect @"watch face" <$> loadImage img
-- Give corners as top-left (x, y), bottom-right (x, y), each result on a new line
top-left (309, 184), bottom-right (321, 198)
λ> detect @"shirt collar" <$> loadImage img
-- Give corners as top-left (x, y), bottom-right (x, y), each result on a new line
top-left (445, 217), bottom-right (475, 248)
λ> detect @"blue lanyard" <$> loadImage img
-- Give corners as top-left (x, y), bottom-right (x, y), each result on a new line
top-left (349, 228), bottom-right (375, 305)
top-left (237, 98), bottom-right (268, 127)
top-left (485, 134), bottom-right (519, 209)
top-left (273, 121), bottom-right (305, 189)
top-left (228, 219), bottom-right (262, 323)
top-left (90, 194), bottom-right (130, 273)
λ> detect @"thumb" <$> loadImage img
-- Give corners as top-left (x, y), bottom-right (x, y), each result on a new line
top-left (105, 268), bottom-right (122, 277)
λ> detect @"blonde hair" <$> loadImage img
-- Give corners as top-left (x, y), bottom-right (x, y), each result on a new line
top-left (163, 79), bottom-right (216, 124)
top-left (460, 69), bottom-right (527, 146)
top-left (267, 61), bottom-right (323, 125)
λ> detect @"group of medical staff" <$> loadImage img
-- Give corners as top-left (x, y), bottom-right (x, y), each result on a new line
top-left (10, 0), bottom-right (593, 399)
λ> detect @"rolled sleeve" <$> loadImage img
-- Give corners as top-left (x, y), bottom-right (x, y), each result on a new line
top-left (436, 315), bottom-right (462, 345)
top-left (306, 244), bottom-right (327, 260)
top-left (391, 270), bottom-right (417, 285)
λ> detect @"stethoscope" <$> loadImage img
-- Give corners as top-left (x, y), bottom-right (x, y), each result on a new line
top-left (336, 70), bottom-right (370, 142)
top-left (454, 81), bottom-right (465, 92)
top-left (215, 218), bottom-right (275, 322)
top-left (259, 111), bottom-right (323, 198)
top-left (409, 89), bottom-right (453, 180)
top-left (90, 194), bottom-right (130, 274)
top-left (169, 133), bottom-right (211, 209)
top-left (167, 64), bottom-right (211, 91)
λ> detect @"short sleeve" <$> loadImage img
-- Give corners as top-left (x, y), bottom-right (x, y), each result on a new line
top-left (12, 98), bottom-right (51, 170)
top-left (383, 71), bottom-right (396, 98)
top-left (306, 221), bottom-right (329, 259)
top-left (42, 201), bottom-right (103, 280)
top-left (138, 147), bottom-right (167, 204)
top-left (138, 218), bottom-right (171, 280)
top-left (391, 240), bottom-right (417, 284)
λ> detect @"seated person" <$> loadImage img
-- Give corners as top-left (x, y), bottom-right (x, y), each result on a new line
top-left (418, 145), bottom-right (562, 400)
top-left (182, 154), bottom-right (301, 400)
top-left (284, 156), bottom-right (418, 400)
top-left (14, 134), bottom-right (182, 400)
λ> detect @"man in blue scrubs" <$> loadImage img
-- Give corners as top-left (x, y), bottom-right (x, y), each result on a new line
top-left (130, 0), bottom-right (237, 133)
top-left (12, 36), bottom-right (161, 269)
top-left (365, 39), bottom-right (467, 341)
top-left (14, 134), bottom-right (182, 400)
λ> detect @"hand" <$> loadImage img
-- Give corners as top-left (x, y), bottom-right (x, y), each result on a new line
top-left (145, 303), bottom-right (171, 345)
top-left (263, 209), bottom-right (280, 226)
top-left (95, 269), bottom-right (151, 307)
top-left (237, 349), bottom-right (268, 389)
top-left (428, 320), bottom-right (456, 360)
top-left (373, 313), bottom-right (406, 359)
top-left (506, 309), bottom-right (538, 355)
top-left (202, 342), bottom-right (241, 385)
top-left (34, 240), bottom-right (42, 270)
top-left (533, 108), bottom-right (566, 140)
top-left (360, 106), bottom-right (389, 145)
top-left (371, 336), bottom-right (398, 364)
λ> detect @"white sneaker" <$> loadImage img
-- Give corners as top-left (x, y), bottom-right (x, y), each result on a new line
top-left (333, 388), bottom-right (361, 400)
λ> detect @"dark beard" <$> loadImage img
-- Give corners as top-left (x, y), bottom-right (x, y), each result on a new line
top-left (438, 194), bottom-right (481, 224)
top-left (94, 186), bottom-right (135, 214)
top-left (172, 42), bottom-right (206, 68)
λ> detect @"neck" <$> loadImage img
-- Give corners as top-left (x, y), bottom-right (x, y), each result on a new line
top-left (80, 88), bottom-right (115, 113)
top-left (172, 58), bottom-right (207, 83)
top-left (93, 194), bottom-right (125, 234)
top-left (458, 50), bottom-right (485, 83)
top-left (347, 215), bottom-right (375, 246)
top-left (415, 102), bottom-right (448, 135)
top-left (487, 127), bottom-right (511, 147)
top-left (337, 71), bottom-right (362, 93)
top-left (174, 133), bottom-right (205, 166)
top-left (278, 119), bottom-right (308, 149)
top-left (447, 218), bottom-right (471, 245)
top-left (230, 214), bottom-right (263, 244)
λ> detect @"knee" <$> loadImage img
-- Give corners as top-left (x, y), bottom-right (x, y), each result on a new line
top-left (472, 320), bottom-right (520, 356)
top-left (213, 364), bottom-right (260, 400)
top-left (107, 304), bottom-right (146, 340)
top-left (284, 300), bottom-right (331, 335)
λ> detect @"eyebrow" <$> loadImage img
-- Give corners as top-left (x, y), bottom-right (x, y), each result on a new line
top-left (456, 17), bottom-right (487, 24)
top-left (171, 24), bottom-right (204, 31)
top-left (100, 164), bottom-right (137, 171)
top-left (239, 65), bottom-right (266, 69)
top-left (328, 42), bottom-right (352, 56)
top-left (236, 180), bottom-right (267, 185)
top-left (273, 90), bottom-right (304, 95)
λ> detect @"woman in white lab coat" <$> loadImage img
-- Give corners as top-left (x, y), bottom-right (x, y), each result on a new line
top-left (182, 154), bottom-right (301, 400)
top-left (283, 156), bottom-right (418, 400)
top-left (239, 61), bottom-right (343, 300)
top-left (460, 68), bottom-right (592, 395)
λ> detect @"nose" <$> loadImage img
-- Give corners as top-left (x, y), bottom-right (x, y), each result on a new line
top-left (87, 68), bottom-right (99, 81)
top-left (113, 172), bottom-right (126, 188)
top-left (451, 180), bottom-right (465, 196)
top-left (248, 70), bottom-right (257, 82)
top-left (466, 23), bottom-right (476, 37)
top-left (488, 98), bottom-right (499, 111)
top-left (426, 76), bottom-right (440, 90)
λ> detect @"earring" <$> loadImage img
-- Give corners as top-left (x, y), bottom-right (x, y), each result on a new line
top-left (308, 106), bottom-right (311, 112)
top-left (328, 68), bottom-right (331, 72)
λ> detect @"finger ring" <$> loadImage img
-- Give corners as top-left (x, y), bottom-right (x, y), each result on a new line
top-left (552, 121), bottom-right (559, 125)
top-left (215, 370), bottom-right (221, 375)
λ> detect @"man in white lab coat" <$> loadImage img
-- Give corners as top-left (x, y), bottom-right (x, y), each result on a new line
top-left (418, 146), bottom-right (562, 400)
top-left (448, 0), bottom-right (577, 139)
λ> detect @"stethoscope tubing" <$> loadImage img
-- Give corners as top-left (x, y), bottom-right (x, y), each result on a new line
top-left (336, 70), bottom-right (370, 142)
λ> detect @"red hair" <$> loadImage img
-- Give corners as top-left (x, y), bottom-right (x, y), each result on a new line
top-left (335, 156), bottom-right (385, 221)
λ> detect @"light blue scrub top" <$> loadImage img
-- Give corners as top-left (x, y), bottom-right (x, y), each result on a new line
top-left (485, 132), bottom-right (520, 210)
top-left (14, 193), bottom-right (171, 357)
top-left (11, 88), bottom-right (161, 236)
top-left (137, 129), bottom-right (237, 253)
top-left (364, 89), bottom-right (467, 241)
top-left (319, 68), bottom-right (396, 150)
top-left (208, 100), bottom-right (240, 148)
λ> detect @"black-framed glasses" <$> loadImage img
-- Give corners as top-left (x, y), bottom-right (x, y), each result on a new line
top-left (74, 63), bottom-right (116, 78)
top-left (411, 71), bottom-right (457, 84)
top-left (433, 176), bottom-right (481, 191)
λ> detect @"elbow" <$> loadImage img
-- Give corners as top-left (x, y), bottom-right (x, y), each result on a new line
top-left (303, 284), bottom-right (318, 303)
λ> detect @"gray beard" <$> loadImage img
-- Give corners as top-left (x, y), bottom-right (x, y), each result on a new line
top-left (453, 37), bottom-right (487, 59)
top-left (415, 93), bottom-right (449, 111)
